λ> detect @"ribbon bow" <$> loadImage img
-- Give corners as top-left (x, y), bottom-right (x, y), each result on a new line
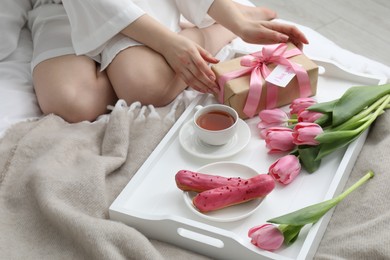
top-left (217, 43), bottom-right (312, 118)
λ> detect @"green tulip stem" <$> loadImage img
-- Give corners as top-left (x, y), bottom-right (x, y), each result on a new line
top-left (318, 95), bottom-right (390, 142)
top-left (333, 170), bottom-right (374, 203)
top-left (278, 224), bottom-right (289, 232)
top-left (333, 94), bottom-right (390, 131)
top-left (288, 118), bottom-right (298, 124)
top-left (268, 171), bottom-right (374, 227)
top-left (351, 94), bottom-right (390, 132)
top-left (275, 171), bottom-right (374, 244)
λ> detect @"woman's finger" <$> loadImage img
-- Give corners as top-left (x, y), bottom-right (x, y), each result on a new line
top-left (177, 64), bottom-right (209, 93)
top-left (263, 21), bottom-right (309, 44)
top-left (198, 46), bottom-right (220, 65)
top-left (193, 48), bottom-right (220, 89)
top-left (188, 60), bottom-right (219, 91)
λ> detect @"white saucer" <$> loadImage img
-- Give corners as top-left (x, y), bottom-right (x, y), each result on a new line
top-left (179, 118), bottom-right (251, 159)
top-left (183, 162), bottom-right (263, 222)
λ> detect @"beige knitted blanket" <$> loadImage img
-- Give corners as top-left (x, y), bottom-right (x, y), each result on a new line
top-left (0, 92), bottom-right (209, 260)
top-left (1, 90), bottom-right (389, 259)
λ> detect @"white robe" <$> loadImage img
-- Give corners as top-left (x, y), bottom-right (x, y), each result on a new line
top-left (61, 0), bottom-right (215, 57)
top-left (28, 0), bottom-right (252, 69)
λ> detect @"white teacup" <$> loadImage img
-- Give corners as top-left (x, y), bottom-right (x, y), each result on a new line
top-left (193, 104), bottom-right (239, 146)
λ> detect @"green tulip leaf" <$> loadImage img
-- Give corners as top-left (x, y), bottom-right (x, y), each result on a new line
top-left (332, 84), bottom-right (390, 126)
top-left (298, 145), bottom-right (321, 173)
top-left (269, 199), bottom-right (336, 225)
top-left (307, 99), bottom-right (338, 113)
top-left (279, 224), bottom-right (304, 245)
top-left (316, 134), bottom-right (359, 160)
top-left (332, 117), bottom-right (370, 131)
top-left (315, 129), bottom-right (359, 144)
top-left (268, 171), bottom-right (374, 226)
top-left (314, 113), bottom-right (332, 128)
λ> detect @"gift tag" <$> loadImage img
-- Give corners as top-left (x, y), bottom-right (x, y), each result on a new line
top-left (266, 64), bottom-right (296, 88)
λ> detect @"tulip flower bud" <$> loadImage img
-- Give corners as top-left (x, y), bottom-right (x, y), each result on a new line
top-left (289, 98), bottom-right (317, 115)
top-left (298, 110), bottom-right (323, 123)
top-left (293, 122), bottom-right (323, 146)
top-left (258, 108), bottom-right (289, 128)
top-left (268, 155), bottom-right (301, 184)
top-left (258, 109), bottom-right (290, 139)
top-left (264, 127), bottom-right (295, 153)
top-left (248, 224), bottom-right (284, 251)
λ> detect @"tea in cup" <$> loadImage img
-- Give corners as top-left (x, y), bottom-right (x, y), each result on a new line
top-left (193, 104), bottom-right (239, 146)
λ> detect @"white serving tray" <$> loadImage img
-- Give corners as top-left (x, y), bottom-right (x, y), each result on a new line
top-left (109, 58), bottom-right (387, 260)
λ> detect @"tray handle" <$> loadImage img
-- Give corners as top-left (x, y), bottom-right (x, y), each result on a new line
top-left (110, 209), bottom-right (283, 259)
top-left (172, 217), bottom-right (286, 260)
top-left (176, 227), bottom-right (224, 248)
top-left (309, 56), bottom-right (387, 85)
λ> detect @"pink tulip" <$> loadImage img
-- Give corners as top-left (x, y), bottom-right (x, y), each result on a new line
top-left (258, 109), bottom-right (290, 139)
top-left (289, 98), bottom-right (317, 115)
top-left (259, 128), bottom-right (269, 139)
top-left (264, 127), bottom-right (295, 153)
top-left (269, 155), bottom-right (301, 184)
top-left (298, 110), bottom-right (323, 123)
top-left (258, 109), bottom-right (289, 128)
top-left (293, 122), bottom-right (323, 146)
top-left (248, 224), bottom-right (284, 251)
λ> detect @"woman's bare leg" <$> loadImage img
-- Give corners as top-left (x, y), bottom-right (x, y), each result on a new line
top-left (106, 23), bottom-right (238, 107)
top-left (106, 45), bottom-right (183, 107)
top-left (33, 55), bottom-right (117, 123)
top-left (199, 24), bottom-right (236, 55)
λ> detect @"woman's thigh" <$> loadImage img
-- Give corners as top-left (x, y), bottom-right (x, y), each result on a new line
top-left (33, 54), bottom-right (117, 122)
top-left (105, 24), bottom-right (234, 107)
top-left (106, 45), bottom-right (185, 107)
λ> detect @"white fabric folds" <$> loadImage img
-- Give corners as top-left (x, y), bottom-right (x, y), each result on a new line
top-left (62, 0), bottom-right (214, 57)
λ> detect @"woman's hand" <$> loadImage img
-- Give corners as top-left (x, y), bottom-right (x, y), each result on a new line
top-left (159, 34), bottom-right (220, 93)
top-left (236, 20), bottom-right (309, 50)
top-left (121, 14), bottom-right (220, 94)
top-left (208, 0), bottom-right (309, 49)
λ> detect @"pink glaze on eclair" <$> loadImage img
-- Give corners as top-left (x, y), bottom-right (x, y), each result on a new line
top-left (192, 174), bottom-right (275, 212)
top-left (175, 170), bottom-right (247, 193)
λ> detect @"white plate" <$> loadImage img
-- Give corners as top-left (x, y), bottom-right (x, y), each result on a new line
top-left (179, 118), bottom-right (251, 159)
top-left (183, 161), bottom-right (264, 222)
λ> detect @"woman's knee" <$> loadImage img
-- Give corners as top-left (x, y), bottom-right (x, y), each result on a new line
top-left (33, 56), bottom-right (117, 123)
top-left (38, 82), bottom-right (110, 123)
top-left (111, 69), bottom-right (185, 107)
top-left (107, 47), bottom-right (186, 107)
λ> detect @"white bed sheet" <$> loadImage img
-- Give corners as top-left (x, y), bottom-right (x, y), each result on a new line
top-left (0, 27), bottom-right (41, 137)
top-left (1, 19), bottom-right (389, 138)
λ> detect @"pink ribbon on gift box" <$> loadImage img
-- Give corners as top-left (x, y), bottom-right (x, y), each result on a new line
top-left (217, 43), bottom-right (312, 118)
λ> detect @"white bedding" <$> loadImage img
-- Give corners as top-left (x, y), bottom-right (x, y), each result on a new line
top-left (1, 18), bottom-right (389, 139)
top-left (0, 27), bottom-right (40, 136)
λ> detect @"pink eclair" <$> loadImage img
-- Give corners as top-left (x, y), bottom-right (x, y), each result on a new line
top-left (192, 174), bottom-right (275, 212)
top-left (175, 170), bottom-right (247, 193)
